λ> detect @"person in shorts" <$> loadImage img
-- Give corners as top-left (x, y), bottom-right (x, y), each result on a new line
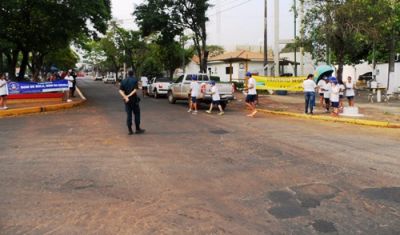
top-left (317, 77), bottom-right (326, 109)
top-left (0, 73), bottom-right (8, 110)
top-left (245, 72), bottom-right (257, 117)
top-left (338, 80), bottom-right (346, 112)
top-left (140, 76), bottom-right (148, 97)
top-left (329, 77), bottom-right (340, 117)
top-left (345, 76), bottom-right (356, 107)
top-left (322, 77), bottom-right (331, 113)
top-left (188, 75), bottom-right (199, 114)
top-left (206, 80), bottom-right (224, 115)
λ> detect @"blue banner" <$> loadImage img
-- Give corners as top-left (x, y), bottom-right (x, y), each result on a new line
top-left (7, 80), bottom-right (69, 94)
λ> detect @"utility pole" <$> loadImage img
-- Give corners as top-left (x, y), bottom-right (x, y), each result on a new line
top-left (299, 0), bottom-right (304, 76)
top-left (264, 0), bottom-right (268, 75)
top-left (274, 0), bottom-right (280, 77)
top-left (293, 0), bottom-right (297, 76)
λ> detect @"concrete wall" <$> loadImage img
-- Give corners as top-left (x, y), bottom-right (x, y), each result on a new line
top-left (375, 63), bottom-right (400, 93)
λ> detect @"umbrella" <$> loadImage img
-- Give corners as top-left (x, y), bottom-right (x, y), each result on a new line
top-left (50, 65), bottom-right (59, 72)
top-left (314, 65), bottom-right (334, 83)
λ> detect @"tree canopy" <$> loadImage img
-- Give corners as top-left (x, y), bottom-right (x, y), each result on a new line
top-left (0, 0), bottom-right (111, 80)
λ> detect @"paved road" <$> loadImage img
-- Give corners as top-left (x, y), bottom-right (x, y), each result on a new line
top-left (0, 78), bottom-right (399, 234)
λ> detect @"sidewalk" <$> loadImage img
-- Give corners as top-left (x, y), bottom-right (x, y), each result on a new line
top-left (0, 88), bottom-right (86, 118)
top-left (239, 90), bottom-right (400, 128)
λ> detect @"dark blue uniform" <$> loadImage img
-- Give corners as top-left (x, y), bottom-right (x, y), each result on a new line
top-left (120, 76), bottom-right (141, 133)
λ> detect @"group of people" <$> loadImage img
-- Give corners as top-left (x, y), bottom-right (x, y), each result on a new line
top-left (303, 74), bottom-right (356, 116)
top-left (187, 75), bottom-right (224, 116)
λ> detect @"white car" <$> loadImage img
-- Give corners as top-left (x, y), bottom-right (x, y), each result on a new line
top-left (148, 77), bottom-right (173, 98)
top-left (103, 76), bottom-right (116, 84)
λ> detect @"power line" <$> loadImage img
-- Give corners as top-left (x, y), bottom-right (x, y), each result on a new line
top-left (209, 0), bottom-right (255, 17)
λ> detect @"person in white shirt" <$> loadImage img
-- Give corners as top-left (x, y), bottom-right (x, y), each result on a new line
top-left (302, 74), bottom-right (317, 114)
top-left (317, 78), bottom-right (326, 109)
top-left (206, 81), bottom-right (224, 115)
top-left (0, 73), bottom-right (9, 110)
top-left (323, 77), bottom-right (331, 113)
top-left (188, 75), bottom-right (200, 114)
top-left (338, 81), bottom-right (346, 111)
top-left (140, 76), bottom-right (148, 97)
top-left (245, 72), bottom-right (257, 117)
top-left (64, 71), bottom-right (74, 102)
top-left (330, 77), bottom-right (340, 116)
top-left (345, 76), bottom-right (356, 107)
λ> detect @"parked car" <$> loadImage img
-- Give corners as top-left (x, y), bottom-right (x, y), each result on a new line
top-left (103, 76), bottom-right (116, 84)
top-left (167, 73), bottom-right (235, 110)
top-left (148, 77), bottom-right (173, 98)
top-left (94, 76), bottom-right (103, 81)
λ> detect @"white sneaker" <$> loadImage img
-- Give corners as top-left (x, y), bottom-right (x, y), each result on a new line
top-left (218, 111), bottom-right (224, 116)
top-left (67, 99), bottom-right (72, 103)
top-left (3, 106), bottom-right (8, 110)
top-left (187, 109), bottom-right (192, 113)
top-left (206, 110), bottom-right (211, 114)
top-left (192, 111), bottom-right (198, 115)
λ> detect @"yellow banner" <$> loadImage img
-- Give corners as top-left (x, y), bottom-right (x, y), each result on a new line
top-left (253, 76), bottom-right (306, 91)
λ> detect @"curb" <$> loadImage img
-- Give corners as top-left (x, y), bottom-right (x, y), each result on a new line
top-left (0, 87), bottom-right (87, 118)
top-left (257, 109), bottom-right (400, 128)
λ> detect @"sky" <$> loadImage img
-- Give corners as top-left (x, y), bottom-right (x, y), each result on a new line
top-left (111, 0), bottom-right (296, 51)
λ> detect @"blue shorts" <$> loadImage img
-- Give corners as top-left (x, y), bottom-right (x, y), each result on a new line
top-left (191, 96), bottom-right (197, 103)
top-left (212, 100), bottom-right (220, 105)
top-left (331, 102), bottom-right (339, 108)
top-left (347, 96), bottom-right (354, 100)
top-left (246, 94), bottom-right (257, 103)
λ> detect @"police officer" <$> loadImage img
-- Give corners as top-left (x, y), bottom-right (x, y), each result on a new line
top-left (119, 70), bottom-right (145, 135)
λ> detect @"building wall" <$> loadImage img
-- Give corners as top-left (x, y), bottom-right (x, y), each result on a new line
top-left (375, 62), bottom-right (400, 93)
top-left (208, 61), bottom-right (265, 82)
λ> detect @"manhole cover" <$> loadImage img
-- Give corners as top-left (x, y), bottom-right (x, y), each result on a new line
top-left (62, 179), bottom-right (95, 190)
top-left (210, 129), bottom-right (229, 135)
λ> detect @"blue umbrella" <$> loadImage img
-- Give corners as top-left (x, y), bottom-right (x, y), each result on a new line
top-left (314, 65), bottom-right (334, 82)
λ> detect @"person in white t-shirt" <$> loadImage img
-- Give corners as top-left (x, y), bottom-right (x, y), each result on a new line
top-left (188, 75), bottom-right (200, 114)
top-left (64, 71), bottom-right (74, 102)
top-left (140, 76), bottom-right (148, 97)
top-left (317, 78), bottom-right (326, 108)
top-left (0, 73), bottom-right (9, 110)
top-left (322, 77), bottom-right (331, 113)
top-left (206, 81), bottom-right (224, 115)
top-left (245, 72), bottom-right (257, 117)
top-left (302, 74), bottom-right (317, 114)
top-left (338, 81), bottom-right (346, 111)
top-left (329, 78), bottom-right (340, 116)
top-left (345, 76), bottom-right (356, 107)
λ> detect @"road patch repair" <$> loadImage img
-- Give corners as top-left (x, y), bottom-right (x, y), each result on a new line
top-left (0, 87), bottom-right (86, 118)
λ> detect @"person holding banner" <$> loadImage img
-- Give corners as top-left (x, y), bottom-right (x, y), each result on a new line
top-left (245, 72), bottom-right (257, 117)
top-left (302, 74), bottom-right (316, 114)
top-left (0, 73), bottom-right (8, 110)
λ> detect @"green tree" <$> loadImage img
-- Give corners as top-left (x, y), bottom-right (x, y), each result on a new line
top-left (302, 0), bottom-right (400, 80)
top-left (0, 0), bottom-right (111, 80)
top-left (134, 0), bottom-right (211, 73)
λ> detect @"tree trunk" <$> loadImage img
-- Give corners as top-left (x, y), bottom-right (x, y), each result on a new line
top-left (336, 51), bottom-right (345, 83)
top-left (200, 22), bottom-right (208, 74)
top-left (31, 52), bottom-right (44, 82)
top-left (18, 50), bottom-right (30, 80)
top-left (6, 50), bottom-right (19, 80)
top-left (0, 52), bottom-right (3, 73)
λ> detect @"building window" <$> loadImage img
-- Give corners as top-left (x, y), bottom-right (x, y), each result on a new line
top-left (225, 66), bottom-right (233, 74)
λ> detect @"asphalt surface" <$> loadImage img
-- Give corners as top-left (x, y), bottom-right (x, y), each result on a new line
top-left (0, 78), bottom-right (399, 234)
